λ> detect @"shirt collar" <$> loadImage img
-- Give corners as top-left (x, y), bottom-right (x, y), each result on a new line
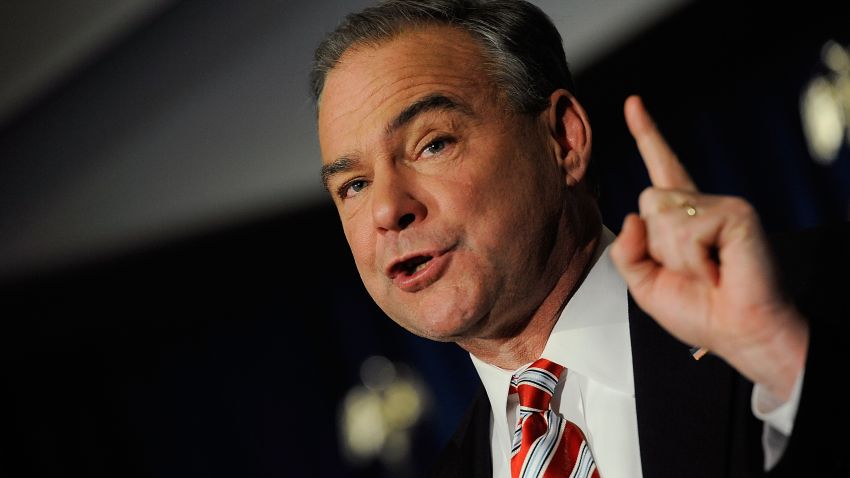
top-left (470, 227), bottom-right (633, 441)
top-left (541, 227), bottom-right (633, 395)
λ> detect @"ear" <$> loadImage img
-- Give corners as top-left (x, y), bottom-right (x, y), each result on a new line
top-left (544, 89), bottom-right (592, 188)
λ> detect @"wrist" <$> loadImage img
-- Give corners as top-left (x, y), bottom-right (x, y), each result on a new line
top-left (722, 306), bottom-right (809, 401)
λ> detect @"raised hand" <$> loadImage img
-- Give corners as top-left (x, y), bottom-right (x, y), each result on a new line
top-left (610, 95), bottom-right (809, 401)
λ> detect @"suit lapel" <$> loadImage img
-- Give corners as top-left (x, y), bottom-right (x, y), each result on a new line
top-left (431, 294), bottom-right (764, 478)
top-left (629, 295), bottom-right (745, 477)
top-left (427, 385), bottom-right (493, 478)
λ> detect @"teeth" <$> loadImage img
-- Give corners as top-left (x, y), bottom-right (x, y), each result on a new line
top-left (400, 256), bottom-right (432, 275)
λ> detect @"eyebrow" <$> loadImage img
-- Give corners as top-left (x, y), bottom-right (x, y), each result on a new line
top-left (321, 93), bottom-right (472, 192)
top-left (386, 93), bottom-right (471, 135)
top-left (321, 156), bottom-right (360, 192)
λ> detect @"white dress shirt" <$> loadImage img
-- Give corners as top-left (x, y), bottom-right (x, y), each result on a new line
top-left (470, 228), bottom-right (802, 477)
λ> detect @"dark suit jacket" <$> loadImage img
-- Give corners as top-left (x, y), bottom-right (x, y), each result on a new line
top-left (428, 222), bottom-right (850, 477)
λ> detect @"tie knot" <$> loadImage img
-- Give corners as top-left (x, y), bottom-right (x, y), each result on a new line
top-left (510, 358), bottom-right (565, 411)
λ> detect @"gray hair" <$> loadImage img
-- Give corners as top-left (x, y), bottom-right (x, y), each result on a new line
top-left (309, 0), bottom-right (575, 116)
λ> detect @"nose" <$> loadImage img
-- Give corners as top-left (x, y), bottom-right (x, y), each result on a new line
top-left (371, 167), bottom-right (426, 232)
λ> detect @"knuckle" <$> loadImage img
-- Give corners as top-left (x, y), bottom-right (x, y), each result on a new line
top-left (638, 187), bottom-right (660, 213)
top-left (725, 196), bottom-right (757, 221)
top-left (720, 196), bottom-right (763, 240)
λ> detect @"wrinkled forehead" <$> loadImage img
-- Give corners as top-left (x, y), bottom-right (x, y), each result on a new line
top-left (316, 25), bottom-right (498, 158)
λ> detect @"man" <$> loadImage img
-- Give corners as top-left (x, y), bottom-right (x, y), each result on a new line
top-left (311, 1), bottom-right (848, 476)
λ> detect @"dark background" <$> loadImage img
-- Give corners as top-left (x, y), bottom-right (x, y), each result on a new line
top-left (2, 1), bottom-right (849, 476)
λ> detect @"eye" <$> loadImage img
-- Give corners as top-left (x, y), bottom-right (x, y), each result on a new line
top-left (420, 137), bottom-right (454, 159)
top-left (338, 179), bottom-right (369, 200)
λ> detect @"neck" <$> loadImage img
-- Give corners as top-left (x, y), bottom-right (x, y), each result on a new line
top-left (459, 209), bottom-right (602, 370)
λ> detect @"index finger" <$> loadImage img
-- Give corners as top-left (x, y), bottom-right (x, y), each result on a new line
top-left (624, 95), bottom-right (698, 192)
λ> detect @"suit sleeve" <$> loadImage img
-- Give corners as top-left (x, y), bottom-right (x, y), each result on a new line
top-left (769, 222), bottom-right (850, 475)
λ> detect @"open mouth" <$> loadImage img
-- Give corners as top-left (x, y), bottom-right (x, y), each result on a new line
top-left (396, 255), bottom-right (433, 276)
top-left (386, 248), bottom-right (454, 292)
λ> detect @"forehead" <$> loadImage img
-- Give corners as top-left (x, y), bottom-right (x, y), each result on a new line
top-left (317, 25), bottom-right (496, 162)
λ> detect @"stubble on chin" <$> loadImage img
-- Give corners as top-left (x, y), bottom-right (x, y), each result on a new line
top-left (385, 274), bottom-right (493, 343)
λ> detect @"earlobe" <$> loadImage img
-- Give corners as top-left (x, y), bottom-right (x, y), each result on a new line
top-left (546, 90), bottom-right (592, 188)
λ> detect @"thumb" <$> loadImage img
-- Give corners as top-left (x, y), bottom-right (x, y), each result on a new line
top-left (610, 213), bottom-right (657, 293)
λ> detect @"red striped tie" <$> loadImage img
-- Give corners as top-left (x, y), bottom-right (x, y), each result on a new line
top-left (510, 358), bottom-right (600, 478)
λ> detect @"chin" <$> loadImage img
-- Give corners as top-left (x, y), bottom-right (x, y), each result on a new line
top-left (415, 317), bottom-right (476, 342)
top-left (370, 266), bottom-right (496, 342)
top-left (398, 318), bottom-right (476, 343)
top-left (390, 294), bottom-right (487, 343)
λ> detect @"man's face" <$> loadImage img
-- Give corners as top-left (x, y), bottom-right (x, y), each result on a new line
top-left (318, 26), bottom-right (574, 343)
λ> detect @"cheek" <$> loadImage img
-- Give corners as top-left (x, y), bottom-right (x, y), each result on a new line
top-left (456, 172), bottom-right (540, 240)
top-left (465, 176), bottom-right (559, 272)
top-left (342, 215), bottom-right (377, 274)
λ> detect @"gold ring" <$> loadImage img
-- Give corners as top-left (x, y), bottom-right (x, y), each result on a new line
top-left (681, 201), bottom-right (698, 217)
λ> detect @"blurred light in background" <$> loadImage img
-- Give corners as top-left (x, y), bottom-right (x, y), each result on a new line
top-left (339, 355), bottom-right (430, 470)
top-left (801, 40), bottom-right (850, 165)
